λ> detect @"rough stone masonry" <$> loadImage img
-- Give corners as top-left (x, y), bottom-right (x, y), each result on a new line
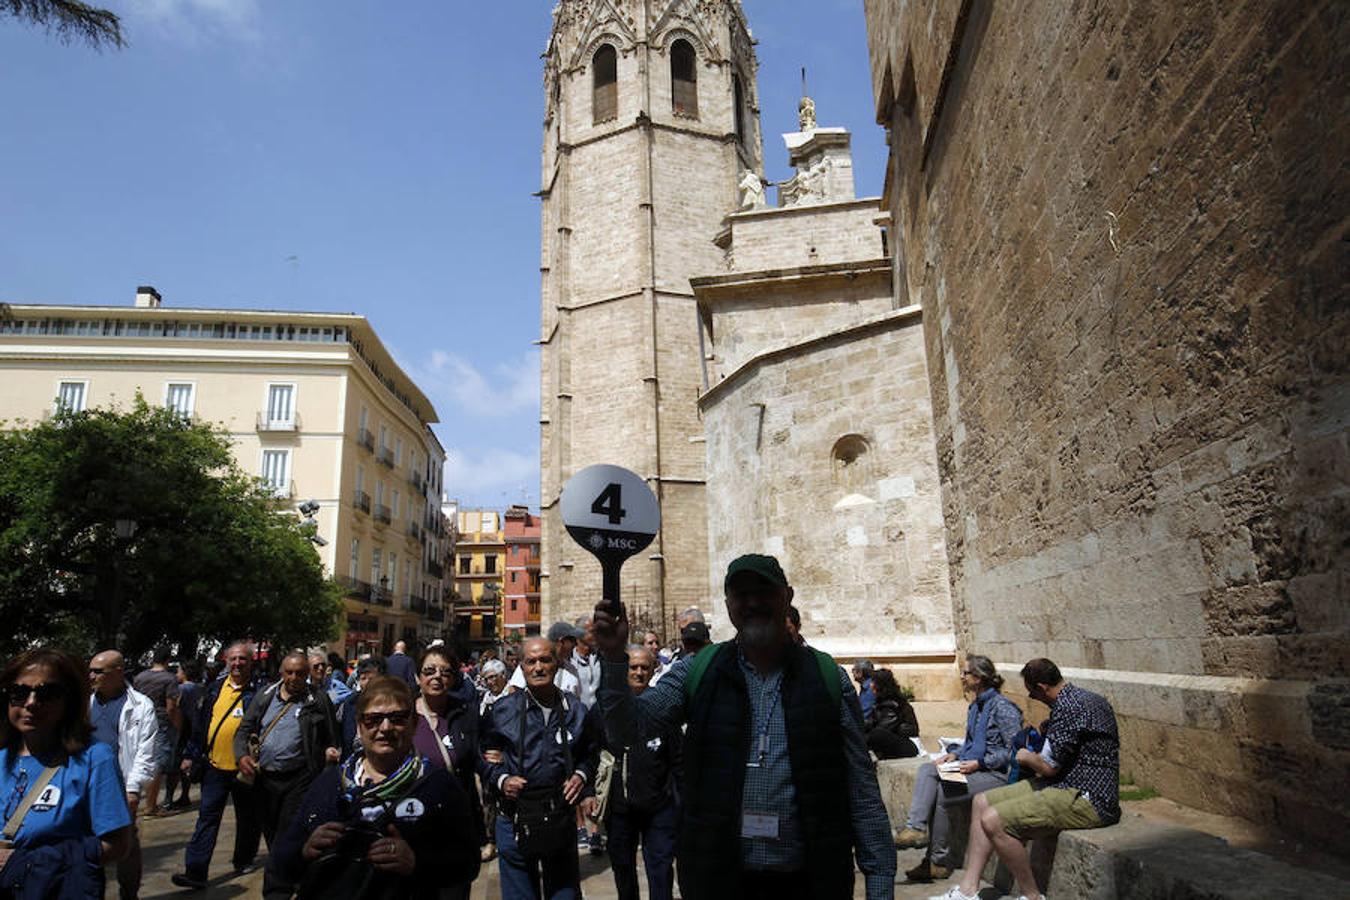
top-left (865, 0), bottom-right (1348, 853)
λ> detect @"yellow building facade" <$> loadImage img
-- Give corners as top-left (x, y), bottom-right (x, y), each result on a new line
top-left (0, 287), bottom-right (450, 656)
top-left (451, 508), bottom-right (504, 649)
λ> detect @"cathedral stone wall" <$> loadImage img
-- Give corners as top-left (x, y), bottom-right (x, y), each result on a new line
top-left (866, 0), bottom-right (1349, 850)
top-left (700, 309), bottom-right (956, 694)
top-left (725, 199), bottom-right (886, 273)
top-left (540, 1), bottom-right (760, 634)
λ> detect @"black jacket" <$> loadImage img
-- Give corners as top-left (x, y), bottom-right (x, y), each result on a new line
top-left (594, 701), bottom-right (681, 815)
top-left (266, 763), bottom-right (480, 899)
top-left (235, 682), bottom-right (340, 776)
top-left (865, 696), bottom-right (920, 740)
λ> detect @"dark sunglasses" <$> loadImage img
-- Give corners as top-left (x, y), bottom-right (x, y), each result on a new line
top-left (6, 683), bottom-right (67, 706)
top-left (359, 710), bottom-right (412, 729)
top-left (420, 666), bottom-right (455, 677)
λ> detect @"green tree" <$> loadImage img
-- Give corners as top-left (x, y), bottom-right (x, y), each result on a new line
top-left (0, 398), bottom-right (343, 660)
top-left (2, 0), bottom-right (123, 49)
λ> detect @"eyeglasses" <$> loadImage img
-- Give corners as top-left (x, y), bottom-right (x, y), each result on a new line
top-left (359, 710), bottom-right (412, 729)
top-left (420, 667), bottom-right (455, 677)
top-left (6, 683), bottom-right (67, 707)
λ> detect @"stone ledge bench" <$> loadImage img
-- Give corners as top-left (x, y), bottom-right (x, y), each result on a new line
top-left (874, 758), bottom-right (1350, 897)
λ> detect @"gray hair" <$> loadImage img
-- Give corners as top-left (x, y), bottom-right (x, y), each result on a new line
top-left (968, 655), bottom-right (1005, 690)
top-left (482, 660), bottom-right (506, 676)
top-left (853, 659), bottom-right (875, 677)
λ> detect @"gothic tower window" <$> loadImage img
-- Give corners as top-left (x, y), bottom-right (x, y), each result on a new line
top-left (593, 44), bottom-right (618, 124)
top-left (671, 39), bottom-right (698, 118)
top-left (732, 71), bottom-right (747, 145)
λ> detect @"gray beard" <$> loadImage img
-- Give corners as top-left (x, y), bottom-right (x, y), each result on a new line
top-left (738, 620), bottom-right (781, 650)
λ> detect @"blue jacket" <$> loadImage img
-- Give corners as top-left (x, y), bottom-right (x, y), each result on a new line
top-left (0, 835), bottom-right (102, 899)
top-left (478, 689), bottom-right (599, 803)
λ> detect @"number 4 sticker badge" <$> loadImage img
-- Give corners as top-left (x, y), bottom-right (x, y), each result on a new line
top-left (561, 464), bottom-right (661, 605)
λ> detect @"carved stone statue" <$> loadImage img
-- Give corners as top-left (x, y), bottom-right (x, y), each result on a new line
top-left (739, 168), bottom-right (766, 209)
top-left (798, 95), bottom-right (817, 132)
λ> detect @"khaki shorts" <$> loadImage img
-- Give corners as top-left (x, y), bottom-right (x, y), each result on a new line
top-left (982, 780), bottom-right (1101, 839)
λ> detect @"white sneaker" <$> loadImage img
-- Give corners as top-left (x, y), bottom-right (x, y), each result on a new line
top-left (927, 888), bottom-right (979, 900)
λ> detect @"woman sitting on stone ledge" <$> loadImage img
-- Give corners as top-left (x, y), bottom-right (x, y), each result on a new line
top-left (864, 669), bottom-right (921, 759)
top-left (893, 655), bottom-right (1022, 883)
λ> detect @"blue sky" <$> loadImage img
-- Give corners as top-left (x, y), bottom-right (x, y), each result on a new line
top-left (0, 0), bottom-right (886, 509)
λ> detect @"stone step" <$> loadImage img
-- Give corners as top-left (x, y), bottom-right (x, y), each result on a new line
top-left (874, 758), bottom-right (1350, 898)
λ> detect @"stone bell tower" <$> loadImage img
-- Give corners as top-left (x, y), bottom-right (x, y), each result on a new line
top-left (539, 0), bottom-right (763, 633)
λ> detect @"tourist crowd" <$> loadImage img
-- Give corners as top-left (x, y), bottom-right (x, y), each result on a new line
top-left (0, 554), bottom-right (1118, 900)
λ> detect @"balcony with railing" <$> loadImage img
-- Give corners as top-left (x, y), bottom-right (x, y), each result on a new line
top-left (357, 428), bottom-right (375, 452)
top-left (408, 595), bottom-right (428, 614)
top-left (408, 469), bottom-right (424, 491)
top-left (353, 490), bottom-right (371, 514)
top-left (373, 504), bottom-right (392, 525)
top-left (339, 575), bottom-right (372, 602)
top-left (407, 521), bottom-right (421, 541)
top-left (425, 559), bottom-right (444, 579)
top-left (257, 411), bottom-right (301, 433)
top-left (376, 446), bottom-right (395, 469)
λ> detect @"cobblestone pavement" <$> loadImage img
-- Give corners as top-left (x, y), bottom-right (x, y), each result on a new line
top-left (135, 800), bottom-right (987, 899)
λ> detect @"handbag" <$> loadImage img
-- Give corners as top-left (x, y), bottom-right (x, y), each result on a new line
top-left (510, 699), bottom-right (577, 857)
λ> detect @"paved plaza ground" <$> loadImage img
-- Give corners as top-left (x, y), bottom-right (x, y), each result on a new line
top-left (133, 798), bottom-right (983, 899)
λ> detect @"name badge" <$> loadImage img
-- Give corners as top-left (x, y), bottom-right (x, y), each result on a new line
top-left (31, 785), bottom-right (61, 812)
top-left (741, 812), bottom-right (779, 839)
top-left (395, 798), bottom-right (425, 821)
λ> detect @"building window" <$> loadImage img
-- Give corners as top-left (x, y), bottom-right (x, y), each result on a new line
top-left (355, 465), bottom-right (365, 494)
top-left (593, 44), bottom-right (618, 124)
top-left (379, 425), bottom-right (389, 453)
top-left (395, 437), bottom-right (403, 467)
top-left (388, 552), bottom-right (398, 593)
top-left (350, 538), bottom-right (360, 580)
top-left (359, 406), bottom-right (369, 433)
top-left (733, 72), bottom-right (747, 145)
top-left (671, 39), bottom-right (698, 117)
top-left (261, 449), bottom-right (290, 497)
top-left (511, 598), bottom-right (518, 611)
top-left (392, 490), bottom-right (401, 519)
top-left (165, 382), bottom-right (195, 418)
top-left (375, 481), bottom-right (385, 507)
top-left (372, 548), bottom-right (382, 587)
top-left (484, 554), bottom-right (497, 575)
top-left (460, 556), bottom-right (472, 575)
top-left (265, 383), bottom-right (295, 426)
top-left (55, 380), bottom-right (87, 414)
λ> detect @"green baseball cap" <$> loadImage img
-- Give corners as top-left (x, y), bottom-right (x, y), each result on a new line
top-left (724, 554), bottom-right (788, 589)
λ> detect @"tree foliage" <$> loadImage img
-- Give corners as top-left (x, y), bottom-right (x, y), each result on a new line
top-left (2, 0), bottom-right (123, 50)
top-left (0, 398), bottom-right (343, 660)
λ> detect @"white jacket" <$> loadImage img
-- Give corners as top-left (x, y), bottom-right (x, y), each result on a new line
top-left (90, 686), bottom-right (159, 796)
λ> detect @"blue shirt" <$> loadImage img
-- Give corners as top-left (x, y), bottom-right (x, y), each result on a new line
top-left (0, 743), bottom-right (131, 847)
top-left (89, 691), bottom-right (129, 750)
top-left (858, 678), bottom-right (876, 718)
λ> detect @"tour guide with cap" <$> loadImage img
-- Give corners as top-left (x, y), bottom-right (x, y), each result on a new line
top-left (592, 554), bottom-right (896, 900)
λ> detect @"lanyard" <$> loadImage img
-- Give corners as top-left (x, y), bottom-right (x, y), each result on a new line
top-left (747, 676), bottom-right (782, 768)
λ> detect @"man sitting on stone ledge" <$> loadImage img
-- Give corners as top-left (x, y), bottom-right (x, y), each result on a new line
top-left (931, 658), bottom-right (1120, 900)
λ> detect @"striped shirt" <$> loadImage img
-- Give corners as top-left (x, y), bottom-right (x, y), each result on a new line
top-left (598, 647), bottom-right (896, 899)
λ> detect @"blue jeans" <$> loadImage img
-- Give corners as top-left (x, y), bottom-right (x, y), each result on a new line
top-left (495, 814), bottom-right (580, 900)
top-left (183, 765), bottom-right (261, 879)
top-left (607, 803), bottom-right (677, 900)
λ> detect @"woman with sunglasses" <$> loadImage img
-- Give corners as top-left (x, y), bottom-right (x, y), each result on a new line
top-left (0, 649), bottom-right (132, 896)
top-left (413, 647), bottom-right (486, 878)
top-left (267, 676), bottom-right (480, 899)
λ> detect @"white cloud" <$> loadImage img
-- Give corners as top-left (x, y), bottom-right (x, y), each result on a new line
top-left (414, 348), bottom-right (539, 420)
top-left (442, 445), bottom-right (538, 507)
top-left (114, 0), bottom-right (262, 43)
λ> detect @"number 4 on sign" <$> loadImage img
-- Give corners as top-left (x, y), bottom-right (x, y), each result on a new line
top-left (591, 483), bottom-right (626, 525)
